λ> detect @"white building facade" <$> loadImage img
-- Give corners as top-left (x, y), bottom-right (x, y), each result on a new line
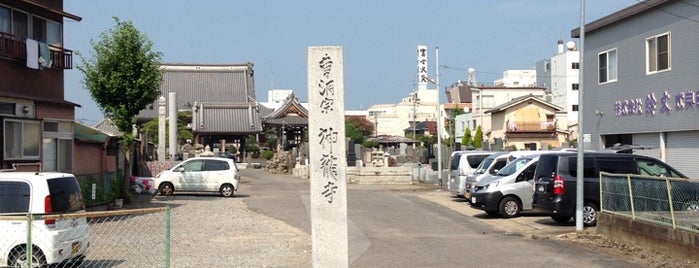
top-left (537, 40), bottom-right (580, 125)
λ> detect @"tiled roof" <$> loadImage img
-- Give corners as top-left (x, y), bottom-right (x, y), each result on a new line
top-left (93, 118), bottom-right (123, 136)
top-left (484, 94), bottom-right (563, 114)
top-left (137, 63), bottom-right (256, 120)
top-left (192, 102), bottom-right (263, 133)
top-left (367, 135), bottom-right (418, 144)
top-left (403, 121), bottom-right (436, 134)
top-left (262, 93), bottom-right (309, 126)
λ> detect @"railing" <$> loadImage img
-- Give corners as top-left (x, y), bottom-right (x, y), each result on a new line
top-left (0, 207), bottom-right (170, 267)
top-left (506, 120), bottom-right (556, 133)
top-left (0, 31), bottom-right (26, 60)
top-left (600, 172), bottom-right (699, 233)
top-left (0, 32), bottom-right (74, 69)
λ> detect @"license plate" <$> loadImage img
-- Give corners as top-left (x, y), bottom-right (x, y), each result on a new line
top-left (464, 192), bottom-right (471, 199)
top-left (72, 242), bottom-right (80, 255)
top-left (471, 197), bottom-right (476, 203)
top-left (537, 185), bottom-right (545, 193)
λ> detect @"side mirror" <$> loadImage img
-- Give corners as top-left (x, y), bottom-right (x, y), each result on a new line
top-left (175, 166), bottom-right (185, 172)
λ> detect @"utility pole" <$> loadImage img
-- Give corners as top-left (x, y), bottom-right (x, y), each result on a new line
top-left (411, 91), bottom-right (420, 139)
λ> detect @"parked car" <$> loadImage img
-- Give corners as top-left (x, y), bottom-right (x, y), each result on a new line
top-left (448, 151), bottom-right (493, 197)
top-left (155, 157), bottom-right (240, 197)
top-left (469, 152), bottom-right (553, 217)
top-left (531, 153), bottom-right (688, 226)
top-left (464, 150), bottom-right (541, 200)
top-left (214, 151), bottom-right (237, 161)
top-left (0, 172), bottom-right (89, 267)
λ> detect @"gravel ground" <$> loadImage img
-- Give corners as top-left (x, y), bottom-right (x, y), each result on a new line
top-left (155, 194), bottom-right (310, 268)
top-left (90, 193), bottom-right (311, 268)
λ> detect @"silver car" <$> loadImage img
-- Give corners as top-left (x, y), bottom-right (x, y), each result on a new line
top-left (448, 151), bottom-right (493, 197)
top-left (464, 151), bottom-right (539, 200)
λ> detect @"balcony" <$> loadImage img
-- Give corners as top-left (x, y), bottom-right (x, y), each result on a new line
top-left (506, 120), bottom-right (557, 138)
top-left (0, 32), bottom-right (73, 69)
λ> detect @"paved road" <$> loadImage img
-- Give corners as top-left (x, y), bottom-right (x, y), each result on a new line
top-left (240, 168), bottom-right (636, 268)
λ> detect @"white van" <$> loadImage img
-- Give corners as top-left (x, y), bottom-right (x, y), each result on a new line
top-left (463, 151), bottom-right (539, 200)
top-left (447, 151), bottom-right (493, 197)
top-left (0, 172), bottom-right (89, 267)
top-left (469, 152), bottom-right (564, 218)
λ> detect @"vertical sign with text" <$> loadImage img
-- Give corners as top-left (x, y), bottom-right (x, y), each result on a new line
top-left (307, 46), bottom-right (348, 267)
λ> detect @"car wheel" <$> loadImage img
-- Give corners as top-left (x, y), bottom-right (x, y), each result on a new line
top-left (551, 215), bottom-right (572, 223)
top-left (10, 246), bottom-right (46, 268)
top-left (499, 196), bottom-right (521, 218)
top-left (220, 184), bottom-right (235, 197)
top-left (159, 182), bottom-right (174, 196)
top-left (582, 202), bottom-right (598, 226)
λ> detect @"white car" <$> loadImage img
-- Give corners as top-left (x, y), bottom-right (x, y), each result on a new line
top-left (154, 157), bottom-right (240, 197)
top-left (0, 172), bottom-right (89, 267)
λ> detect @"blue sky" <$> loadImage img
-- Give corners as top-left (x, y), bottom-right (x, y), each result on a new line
top-left (64, 0), bottom-right (639, 125)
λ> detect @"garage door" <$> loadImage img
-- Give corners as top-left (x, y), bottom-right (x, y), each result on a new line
top-left (632, 133), bottom-right (661, 160)
top-left (666, 131), bottom-right (699, 179)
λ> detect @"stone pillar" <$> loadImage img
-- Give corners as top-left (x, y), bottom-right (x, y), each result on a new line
top-left (157, 96), bottom-right (166, 161)
top-left (307, 46), bottom-right (348, 267)
top-left (168, 92), bottom-right (177, 160)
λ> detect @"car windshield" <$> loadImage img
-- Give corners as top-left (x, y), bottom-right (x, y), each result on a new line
top-left (496, 157), bottom-right (532, 176)
top-left (474, 158), bottom-right (494, 174)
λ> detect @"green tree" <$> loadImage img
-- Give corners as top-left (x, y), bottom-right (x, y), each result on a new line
top-left (474, 126), bottom-right (484, 149)
top-left (141, 111), bottom-right (193, 145)
top-left (77, 17), bottom-right (163, 200)
top-left (346, 120), bottom-right (365, 144)
top-left (346, 116), bottom-right (374, 137)
top-left (461, 127), bottom-right (473, 147)
top-left (245, 134), bottom-right (260, 156)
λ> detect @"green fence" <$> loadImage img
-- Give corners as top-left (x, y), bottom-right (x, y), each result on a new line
top-left (600, 172), bottom-right (699, 232)
top-left (0, 207), bottom-right (170, 267)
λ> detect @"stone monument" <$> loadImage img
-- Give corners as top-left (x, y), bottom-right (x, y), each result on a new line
top-left (308, 46), bottom-right (348, 267)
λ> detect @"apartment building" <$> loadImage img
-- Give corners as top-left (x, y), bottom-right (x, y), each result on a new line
top-left (0, 0), bottom-right (80, 171)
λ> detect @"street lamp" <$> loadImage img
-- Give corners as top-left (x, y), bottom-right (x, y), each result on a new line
top-left (422, 47), bottom-right (443, 189)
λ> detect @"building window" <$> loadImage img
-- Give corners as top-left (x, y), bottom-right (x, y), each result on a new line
top-left (647, 32), bottom-right (670, 74)
top-left (0, 6), bottom-right (9, 33)
top-left (0, 102), bottom-right (15, 115)
top-left (32, 16), bottom-right (62, 47)
top-left (11, 9), bottom-right (28, 38)
top-left (42, 121), bottom-right (74, 172)
top-left (572, 83), bottom-right (579, 90)
top-left (598, 48), bottom-right (617, 84)
top-left (545, 61), bottom-right (550, 72)
top-left (571, 62), bottom-right (579, 69)
top-left (3, 119), bottom-right (40, 160)
top-left (482, 95), bottom-right (495, 109)
top-left (572, 105), bottom-right (579, 111)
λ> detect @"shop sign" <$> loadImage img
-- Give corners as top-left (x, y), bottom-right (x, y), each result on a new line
top-left (615, 90), bottom-right (697, 116)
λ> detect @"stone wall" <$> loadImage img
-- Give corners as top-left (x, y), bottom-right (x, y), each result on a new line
top-left (347, 166), bottom-right (413, 184)
top-left (597, 213), bottom-right (699, 262)
top-left (145, 161), bottom-right (179, 177)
